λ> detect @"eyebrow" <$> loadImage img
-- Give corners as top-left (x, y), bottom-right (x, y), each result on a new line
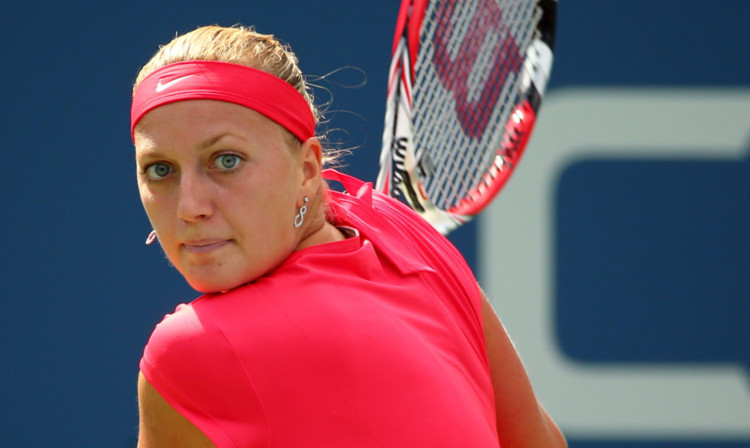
top-left (135, 131), bottom-right (248, 161)
top-left (199, 132), bottom-right (247, 150)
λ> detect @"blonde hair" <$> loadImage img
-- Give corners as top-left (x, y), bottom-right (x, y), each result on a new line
top-left (133, 25), bottom-right (320, 126)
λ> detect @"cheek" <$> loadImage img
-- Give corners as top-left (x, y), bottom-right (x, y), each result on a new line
top-left (139, 187), bottom-right (175, 240)
top-left (139, 189), bottom-right (162, 223)
top-left (237, 184), bottom-right (298, 255)
top-left (252, 161), bottom-right (300, 222)
top-left (239, 189), bottom-right (294, 234)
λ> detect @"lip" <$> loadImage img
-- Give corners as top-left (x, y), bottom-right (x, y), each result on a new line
top-left (182, 239), bottom-right (231, 254)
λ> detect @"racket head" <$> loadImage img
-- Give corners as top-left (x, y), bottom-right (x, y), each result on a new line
top-left (377, 0), bottom-right (556, 234)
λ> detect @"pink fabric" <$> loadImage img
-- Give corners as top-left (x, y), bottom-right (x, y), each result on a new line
top-left (140, 173), bottom-right (499, 447)
top-left (130, 61), bottom-right (315, 142)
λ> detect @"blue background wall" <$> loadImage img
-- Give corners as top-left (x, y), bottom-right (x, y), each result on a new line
top-left (1, 1), bottom-right (748, 446)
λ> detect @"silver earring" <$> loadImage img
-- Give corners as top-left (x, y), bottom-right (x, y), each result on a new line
top-left (294, 197), bottom-right (309, 228)
top-left (145, 230), bottom-right (157, 245)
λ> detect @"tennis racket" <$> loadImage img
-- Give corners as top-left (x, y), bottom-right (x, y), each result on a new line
top-left (376, 0), bottom-right (556, 234)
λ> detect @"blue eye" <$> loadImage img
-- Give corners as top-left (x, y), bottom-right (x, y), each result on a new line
top-left (145, 163), bottom-right (173, 180)
top-left (214, 154), bottom-right (242, 171)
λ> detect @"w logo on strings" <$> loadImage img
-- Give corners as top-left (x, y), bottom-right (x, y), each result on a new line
top-left (432, 0), bottom-right (523, 138)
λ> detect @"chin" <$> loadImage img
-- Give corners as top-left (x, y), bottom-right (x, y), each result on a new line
top-left (179, 262), bottom-right (274, 294)
top-left (178, 270), bottom-right (235, 293)
top-left (187, 278), bottom-right (241, 294)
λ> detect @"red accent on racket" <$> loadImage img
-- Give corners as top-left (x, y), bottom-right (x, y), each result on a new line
top-left (377, 0), bottom-right (556, 234)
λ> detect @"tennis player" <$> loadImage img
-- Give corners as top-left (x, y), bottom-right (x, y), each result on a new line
top-left (131, 25), bottom-right (565, 448)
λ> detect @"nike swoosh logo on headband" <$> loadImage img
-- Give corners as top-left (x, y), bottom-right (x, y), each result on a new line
top-left (155, 75), bottom-right (195, 92)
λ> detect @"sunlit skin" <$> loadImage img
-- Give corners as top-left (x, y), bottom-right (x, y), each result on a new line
top-left (134, 100), bottom-right (344, 293)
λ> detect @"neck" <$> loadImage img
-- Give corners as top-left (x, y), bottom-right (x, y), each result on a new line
top-left (295, 217), bottom-right (346, 251)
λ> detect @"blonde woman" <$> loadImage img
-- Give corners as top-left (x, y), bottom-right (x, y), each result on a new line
top-left (131, 25), bottom-right (565, 448)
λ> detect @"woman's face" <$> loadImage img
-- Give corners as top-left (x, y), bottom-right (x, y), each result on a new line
top-left (134, 100), bottom-right (307, 292)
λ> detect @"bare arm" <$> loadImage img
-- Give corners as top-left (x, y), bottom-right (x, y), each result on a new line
top-left (480, 288), bottom-right (567, 447)
top-left (137, 372), bottom-right (217, 448)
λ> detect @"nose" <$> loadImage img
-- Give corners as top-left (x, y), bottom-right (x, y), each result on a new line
top-left (177, 171), bottom-right (213, 222)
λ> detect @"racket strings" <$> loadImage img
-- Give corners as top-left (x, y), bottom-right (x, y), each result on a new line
top-left (413, 0), bottom-right (540, 210)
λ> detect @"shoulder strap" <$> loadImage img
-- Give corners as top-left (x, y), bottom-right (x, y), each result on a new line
top-left (323, 169), bottom-right (434, 275)
top-left (322, 169), bottom-right (372, 206)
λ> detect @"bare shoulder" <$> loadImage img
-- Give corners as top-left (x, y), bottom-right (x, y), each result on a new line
top-left (137, 372), bottom-right (217, 448)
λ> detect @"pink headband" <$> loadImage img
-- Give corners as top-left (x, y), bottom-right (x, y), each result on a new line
top-left (131, 60), bottom-right (315, 142)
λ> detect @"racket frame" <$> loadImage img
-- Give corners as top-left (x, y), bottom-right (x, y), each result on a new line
top-left (377, 0), bottom-right (556, 234)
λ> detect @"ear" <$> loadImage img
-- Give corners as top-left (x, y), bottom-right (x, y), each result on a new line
top-left (299, 137), bottom-right (323, 192)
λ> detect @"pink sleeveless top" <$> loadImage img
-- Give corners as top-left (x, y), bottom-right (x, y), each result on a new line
top-left (140, 171), bottom-right (499, 447)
